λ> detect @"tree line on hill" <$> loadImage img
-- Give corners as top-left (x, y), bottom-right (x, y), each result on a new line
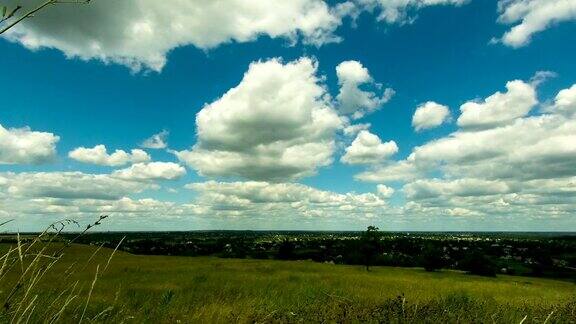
top-left (5, 227), bottom-right (573, 280)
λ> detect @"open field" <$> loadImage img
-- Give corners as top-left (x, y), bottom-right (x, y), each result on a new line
top-left (1, 243), bottom-right (575, 323)
top-left (56, 230), bottom-right (576, 280)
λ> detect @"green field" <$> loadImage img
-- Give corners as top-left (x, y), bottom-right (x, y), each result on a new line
top-left (1, 243), bottom-right (575, 323)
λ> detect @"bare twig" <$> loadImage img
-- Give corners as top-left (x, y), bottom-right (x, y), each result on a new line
top-left (52, 215), bottom-right (108, 258)
top-left (0, 219), bottom-right (14, 227)
top-left (0, 6), bottom-right (22, 24)
top-left (0, 0), bottom-right (91, 35)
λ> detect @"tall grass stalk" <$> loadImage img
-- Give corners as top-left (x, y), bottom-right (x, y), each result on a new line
top-left (104, 236), bottom-right (125, 272)
top-left (0, 215), bottom-right (120, 323)
top-left (79, 264), bottom-right (99, 323)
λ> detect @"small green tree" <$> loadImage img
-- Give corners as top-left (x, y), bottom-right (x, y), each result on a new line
top-left (277, 239), bottom-right (295, 260)
top-left (360, 226), bottom-right (381, 271)
top-left (421, 244), bottom-right (445, 272)
top-left (460, 251), bottom-right (497, 277)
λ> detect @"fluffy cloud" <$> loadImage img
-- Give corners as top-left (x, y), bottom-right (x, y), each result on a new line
top-left (175, 58), bottom-right (342, 182)
top-left (69, 144), bottom-right (150, 166)
top-left (457, 80), bottom-right (537, 130)
top-left (377, 184), bottom-right (395, 198)
top-left (412, 101), bottom-right (451, 131)
top-left (357, 81), bottom-right (576, 224)
top-left (343, 123), bottom-right (371, 137)
top-left (0, 194), bottom-right (199, 231)
top-left (185, 180), bottom-right (390, 218)
top-left (341, 130), bottom-right (398, 165)
top-left (141, 130), bottom-right (169, 149)
top-left (112, 162), bottom-right (186, 181)
top-left (552, 84), bottom-right (576, 116)
top-left (352, 0), bottom-right (468, 24)
top-left (69, 197), bottom-right (180, 215)
top-left (411, 113), bottom-right (576, 181)
top-left (2, 0), bottom-right (342, 72)
top-left (0, 0), bottom-right (475, 72)
top-left (0, 177), bottom-right (401, 231)
top-left (401, 176), bottom-right (576, 223)
top-left (0, 168), bottom-right (196, 230)
top-left (356, 160), bottom-right (421, 182)
top-left (497, 0), bottom-right (576, 48)
top-left (335, 60), bottom-right (394, 119)
top-left (0, 171), bottom-right (155, 200)
top-left (404, 178), bottom-right (511, 200)
top-left (187, 181), bottom-right (338, 204)
top-left (0, 124), bottom-right (59, 165)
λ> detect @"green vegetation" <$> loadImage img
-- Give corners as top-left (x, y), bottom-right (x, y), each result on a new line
top-left (360, 225), bottom-right (382, 271)
top-left (48, 230), bottom-right (576, 280)
top-left (1, 243), bottom-right (575, 323)
top-left (420, 244), bottom-right (447, 272)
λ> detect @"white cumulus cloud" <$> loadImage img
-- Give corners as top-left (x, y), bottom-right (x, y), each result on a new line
top-left (457, 80), bottom-right (537, 130)
top-left (377, 184), bottom-right (395, 198)
top-left (351, 0), bottom-right (468, 24)
top-left (0, 124), bottom-right (59, 165)
top-left (412, 101), bottom-right (451, 131)
top-left (357, 81), bottom-right (576, 224)
top-left (356, 160), bottom-right (421, 182)
top-left (175, 57), bottom-right (342, 182)
top-left (552, 84), bottom-right (576, 116)
top-left (2, 0), bottom-right (342, 72)
top-left (141, 130), bottom-right (169, 149)
top-left (112, 162), bottom-right (186, 181)
top-left (0, 0), bottom-right (476, 72)
top-left (497, 0), bottom-right (576, 48)
top-left (335, 60), bottom-right (394, 119)
top-left (404, 178), bottom-right (512, 200)
top-left (411, 113), bottom-right (576, 181)
top-left (341, 130), bottom-right (398, 165)
top-left (0, 171), bottom-right (156, 200)
top-left (343, 123), bottom-right (371, 137)
top-left (68, 144), bottom-right (151, 167)
top-left (185, 180), bottom-right (391, 218)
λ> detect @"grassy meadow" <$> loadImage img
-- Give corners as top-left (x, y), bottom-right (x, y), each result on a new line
top-left (1, 242), bottom-right (575, 323)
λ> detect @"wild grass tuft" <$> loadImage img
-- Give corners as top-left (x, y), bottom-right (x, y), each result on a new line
top-left (0, 216), bottom-right (124, 323)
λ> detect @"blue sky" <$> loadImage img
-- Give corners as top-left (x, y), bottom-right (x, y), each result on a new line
top-left (1, 0), bottom-right (575, 231)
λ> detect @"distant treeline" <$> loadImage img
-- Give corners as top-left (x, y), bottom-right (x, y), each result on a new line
top-left (3, 231), bottom-right (575, 280)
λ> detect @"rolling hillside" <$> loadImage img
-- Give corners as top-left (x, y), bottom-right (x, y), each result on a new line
top-left (1, 243), bottom-right (575, 323)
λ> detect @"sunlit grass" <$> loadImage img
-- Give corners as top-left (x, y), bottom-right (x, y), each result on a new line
top-left (2, 243), bottom-right (574, 322)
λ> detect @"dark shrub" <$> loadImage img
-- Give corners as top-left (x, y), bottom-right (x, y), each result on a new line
top-left (421, 245), bottom-right (445, 272)
top-left (460, 251), bottom-right (497, 277)
top-left (277, 239), bottom-right (295, 260)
